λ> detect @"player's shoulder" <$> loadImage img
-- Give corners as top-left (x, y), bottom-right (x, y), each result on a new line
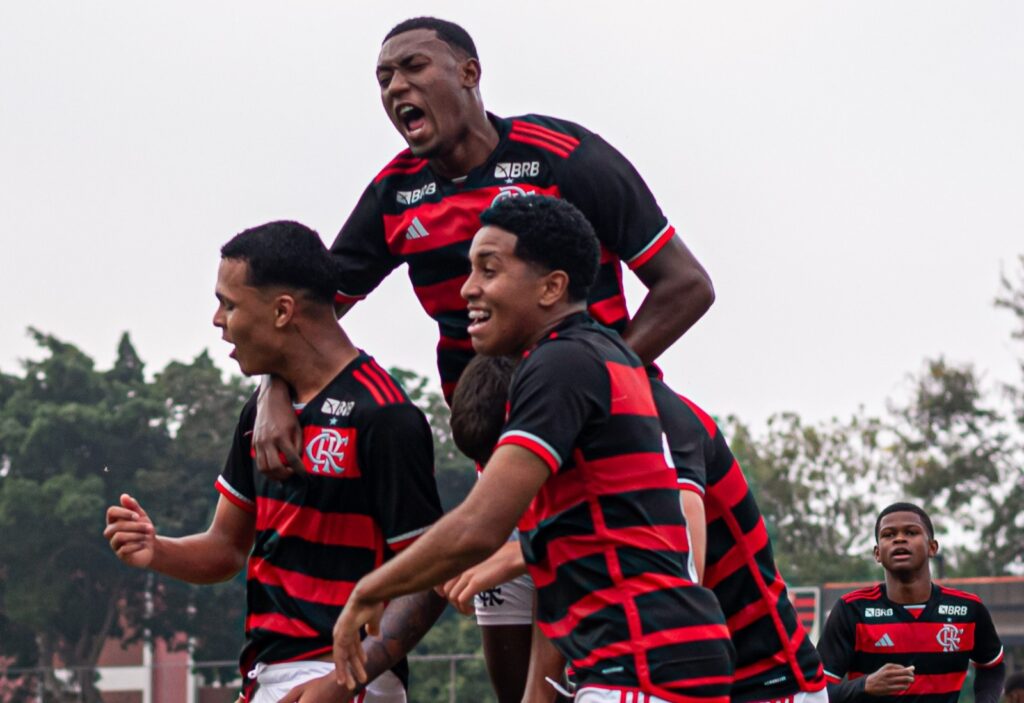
top-left (840, 583), bottom-right (885, 606)
top-left (673, 392), bottom-right (720, 440)
top-left (935, 583), bottom-right (985, 606)
top-left (371, 147), bottom-right (430, 186)
top-left (503, 113), bottom-right (592, 160)
top-left (343, 355), bottom-right (414, 412)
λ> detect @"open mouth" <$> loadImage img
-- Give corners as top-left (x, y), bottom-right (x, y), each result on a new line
top-left (397, 104), bottom-right (427, 135)
top-left (467, 308), bottom-right (491, 334)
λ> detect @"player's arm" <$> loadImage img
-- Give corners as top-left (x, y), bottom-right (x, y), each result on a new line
top-left (558, 133), bottom-right (713, 365)
top-left (973, 662), bottom-right (1005, 703)
top-left (522, 620), bottom-right (571, 703)
top-left (104, 493), bottom-right (254, 584)
top-left (625, 237), bottom-right (714, 364)
top-left (253, 374), bottom-right (306, 480)
top-left (333, 443), bottom-right (550, 689)
top-left (970, 602), bottom-right (1006, 703)
top-left (680, 489), bottom-right (706, 583)
top-left (440, 540), bottom-right (528, 615)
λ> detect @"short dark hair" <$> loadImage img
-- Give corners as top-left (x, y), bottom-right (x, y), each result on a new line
top-left (479, 195), bottom-right (600, 302)
top-left (875, 502), bottom-right (935, 542)
top-left (450, 355), bottom-right (518, 464)
top-left (220, 221), bottom-right (337, 304)
top-left (1005, 672), bottom-right (1024, 693)
top-left (384, 17), bottom-right (478, 60)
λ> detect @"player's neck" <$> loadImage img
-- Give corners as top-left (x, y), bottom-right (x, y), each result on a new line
top-left (278, 324), bottom-right (360, 404)
top-left (884, 569), bottom-right (932, 605)
top-left (429, 110), bottom-right (499, 179)
top-left (523, 304), bottom-right (587, 350)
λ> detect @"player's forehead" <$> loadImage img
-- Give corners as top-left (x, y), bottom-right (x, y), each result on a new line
top-left (469, 225), bottom-right (518, 261)
top-left (377, 29), bottom-right (450, 68)
top-left (878, 511), bottom-right (927, 533)
top-left (217, 257), bottom-right (249, 289)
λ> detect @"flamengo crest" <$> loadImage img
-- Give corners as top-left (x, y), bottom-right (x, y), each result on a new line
top-left (306, 428), bottom-right (350, 475)
top-left (936, 624), bottom-right (963, 652)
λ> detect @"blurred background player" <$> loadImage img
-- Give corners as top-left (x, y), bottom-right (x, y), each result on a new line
top-left (253, 16), bottom-right (718, 700)
top-left (104, 222), bottom-right (445, 703)
top-left (817, 502), bottom-right (1005, 703)
top-left (1004, 672), bottom-right (1024, 703)
top-left (332, 196), bottom-right (735, 703)
top-left (445, 351), bottom-right (826, 703)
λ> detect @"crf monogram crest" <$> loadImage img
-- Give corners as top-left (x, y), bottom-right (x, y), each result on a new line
top-left (936, 623), bottom-right (963, 652)
top-left (306, 429), bottom-right (349, 475)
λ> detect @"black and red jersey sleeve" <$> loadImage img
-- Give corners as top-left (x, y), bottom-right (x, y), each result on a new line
top-left (649, 379), bottom-right (708, 494)
top-left (818, 599), bottom-right (857, 683)
top-left (360, 403), bottom-right (443, 554)
top-left (215, 396), bottom-right (258, 514)
top-left (330, 183), bottom-right (402, 304)
top-left (556, 134), bottom-right (676, 270)
top-left (495, 340), bottom-right (607, 474)
top-left (971, 602), bottom-right (1004, 668)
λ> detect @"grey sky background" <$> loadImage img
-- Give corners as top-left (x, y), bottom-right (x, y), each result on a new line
top-left (2, 2), bottom-right (1022, 427)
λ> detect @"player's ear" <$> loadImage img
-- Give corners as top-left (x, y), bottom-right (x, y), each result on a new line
top-left (460, 57), bottom-right (481, 89)
top-left (928, 539), bottom-right (939, 558)
top-left (273, 294), bottom-right (296, 328)
top-left (538, 270), bottom-right (570, 307)
top-left (873, 544), bottom-right (881, 564)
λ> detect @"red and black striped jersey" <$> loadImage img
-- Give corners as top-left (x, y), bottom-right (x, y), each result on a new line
top-left (495, 314), bottom-right (734, 703)
top-left (649, 381), bottom-right (826, 702)
top-left (215, 353), bottom-right (442, 680)
top-left (817, 582), bottom-right (1004, 703)
top-left (332, 113), bottom-right (678, 401)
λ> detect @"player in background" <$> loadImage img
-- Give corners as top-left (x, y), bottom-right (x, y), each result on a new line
top-left (444, 355), bottom-right (826, 703)
top-left (333, 196), bottom-right (735, 703)
top-left (817, 503), bottom-right (1005, 703)
top-left (253, 17), bottom-right (717, 701)
top-left (104, 222), bottom-right (445, 703)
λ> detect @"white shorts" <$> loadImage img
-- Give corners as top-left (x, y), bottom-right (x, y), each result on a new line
top-left (473, 573), bottom-right (535, 626)
top-left (744, 688), bottom-right (829, 703)
top-left (574, 687), bottom-right (672, 703)
top-left (248, 660), bottom-right (406, 703)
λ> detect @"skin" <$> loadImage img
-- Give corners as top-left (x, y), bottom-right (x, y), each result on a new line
top-left (860, 511), bottom-right (938, 696)
top-left (331, 226), bottom-right (583, 691)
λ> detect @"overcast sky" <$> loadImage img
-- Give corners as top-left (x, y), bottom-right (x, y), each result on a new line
top-left (2, 1), bottom-right (1022, 426)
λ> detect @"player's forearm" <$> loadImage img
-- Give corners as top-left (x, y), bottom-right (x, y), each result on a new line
top-left (680, 491), bottom-right (706, 583)
top-left (826, 677), bottom-right (866, 703)
top-left (150, 533), bottom-right (247, 584)
top-left (623, 267), bottom-right (713, 365)
top-left (523, 622), bottom-right (568, 703)
top-left (357, 510), bottom-right (509, 604)
top-left (973, 662), bottom-right (1005, 703)
top-left (357, 590), bottom-right (447, 686)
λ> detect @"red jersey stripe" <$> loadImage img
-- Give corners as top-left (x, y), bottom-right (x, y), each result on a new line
top-left (334, 291), bottom-right (366, 306)
top-left (216, 478), bottom-right (256, 514)
top-left (245, 612), bottom-right (320, 639)
top-left (509, 132), bottom-right (571, 158)
top-left (254, 497), bottom-right (381, 549)
top-left (678, 395), bottom-right (718, 439)
top-left (570, 623), bottom-right (732, 668)
top-left (511, 121), bottom-right (581, 150)
top-left (249, 557), bottom-right (357, 607)
top-left (606, 362), bottom-right (659, 417)
top-left (438, 335), bottom-right (474, 352)
top-left (497, 432), bottom-right (561, 473)
top-left (352, 368), bottom-right (388, 406)
top-left (627, 224), bottom-right (676, 270)
top-left (364, 362), bottom-right (401, 404)
top-left (854, 622), bottom-right (976, 654)
top-left (540, 574), bottom-right (696, 638)
top-left (587, 294), bottom-right (629, 328)
top-left (936, 584), bottom-right (984, 604)
top-left (412, 276), bottom-right (469, 317)
top-left (373, 157), bottom-right (429, 184)
top-left (369, 360), bottom-right (405, 400)
top-left (704, 519), bottom-right (770, 589)
top-left (840, 584), bottom-right (883, 604)
top-left (704, 460), bottom-right (748, 520)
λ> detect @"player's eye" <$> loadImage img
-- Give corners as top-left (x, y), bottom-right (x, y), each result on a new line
top-left (377, 73), bottom-right (392, 88)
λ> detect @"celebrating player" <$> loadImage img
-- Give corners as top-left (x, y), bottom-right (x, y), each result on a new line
top-left (254, 18), bottom-right (717, 701)
top-left (104, 222), bottom-right (445, 703)
top-left (333, 195), bottom-right (735, 703)
top-left (817, 502), bottom-right (1005, 703)
top-left (445, 350), bottom-right (827, 703)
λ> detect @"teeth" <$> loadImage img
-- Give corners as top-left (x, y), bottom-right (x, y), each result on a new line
top-left (399, 105), bottom-right (416, 117)
top-left (468, 310), bottom-right (490, 321)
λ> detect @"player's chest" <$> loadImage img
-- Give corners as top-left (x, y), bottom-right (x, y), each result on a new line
top-left (854, 607), bottom-right (976, 655)
top-left (381, 160), bottom-right (562, 258)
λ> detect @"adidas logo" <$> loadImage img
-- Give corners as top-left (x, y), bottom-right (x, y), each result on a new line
top-left (405, 217), bottom-right (430, 240)
top-left (874, 634), bottom-right (895, 648)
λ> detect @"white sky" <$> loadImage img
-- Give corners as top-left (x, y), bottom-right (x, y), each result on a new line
top-left (2, 1), bottom-right (1022, 426)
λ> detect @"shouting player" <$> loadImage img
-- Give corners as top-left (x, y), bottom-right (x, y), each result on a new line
top-left (817, 502), bottom-right (1005, 703)
top-left (333, 196), bottom-right (735, 703)
top-left (104, 222), bottom-right (445, 703)
top-left (254, 18), bottom-right (716, 701)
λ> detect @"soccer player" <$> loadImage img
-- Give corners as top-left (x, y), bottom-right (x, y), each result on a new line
top-left (254, 17), bottom-right (717, 700)
top-left (817, 502), bottom-right (1005, 703)
top-left (103, 222), bottom-right (445, 703)
top-left (445, 353), bottom-right (827, 703)
top-left (333, 195), bottom-right (735, 703)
